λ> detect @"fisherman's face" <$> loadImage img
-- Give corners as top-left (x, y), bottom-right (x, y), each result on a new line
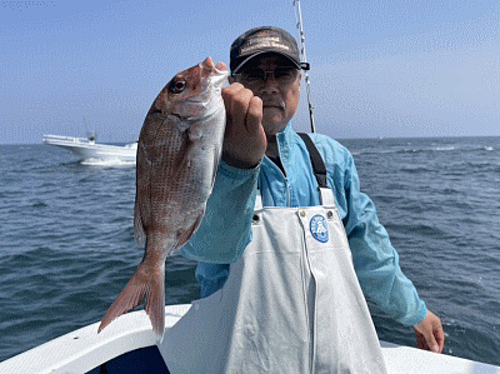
top-left (233, 54), bottom-right (301, 136)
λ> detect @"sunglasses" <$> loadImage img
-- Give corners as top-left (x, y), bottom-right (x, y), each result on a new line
top-left (233, 67), bottom-right (299, 84)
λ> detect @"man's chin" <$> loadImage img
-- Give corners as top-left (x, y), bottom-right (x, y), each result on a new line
top-left (263, 121), bottom-right (287, 137)
top-left (263, 108), bottom-right (283, 122)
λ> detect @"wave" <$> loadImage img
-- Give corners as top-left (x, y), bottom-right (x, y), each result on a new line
top-left (352, 144), bottom-right (495, 156)
top-left (80, 157), bottom-right (136, 168)
top-left (433, 146), bottom-right (455, 151)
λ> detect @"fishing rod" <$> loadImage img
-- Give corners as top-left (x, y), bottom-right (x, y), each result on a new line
top-left (293, 0), bottom-right (316, 133)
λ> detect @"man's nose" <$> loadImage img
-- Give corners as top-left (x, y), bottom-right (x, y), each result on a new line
top-left (260, 74), bottom-right (279, 94)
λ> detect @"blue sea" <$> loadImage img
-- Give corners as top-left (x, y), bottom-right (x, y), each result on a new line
top-left (1, 136), bottom-right (499, 366)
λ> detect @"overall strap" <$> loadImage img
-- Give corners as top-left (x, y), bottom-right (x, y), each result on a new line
top-left (255, 190), bottom-right (263, 210)
top-left (298, 132), bottom-right (334, 206)
top-left (298, 132), bottom-right (327, 187)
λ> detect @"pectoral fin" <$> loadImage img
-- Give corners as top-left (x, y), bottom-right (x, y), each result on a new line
top-left (176, 212), bottom-right (204, 248)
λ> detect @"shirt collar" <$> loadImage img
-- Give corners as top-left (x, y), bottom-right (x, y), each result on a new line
top-left (261, 123), bottom-right (294, 175)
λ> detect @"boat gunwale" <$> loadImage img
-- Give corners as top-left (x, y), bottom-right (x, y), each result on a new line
top-left (1, 303), bottom-right (499, 374)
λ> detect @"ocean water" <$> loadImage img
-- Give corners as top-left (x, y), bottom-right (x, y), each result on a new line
top-left (0, 137), bottom-right (499, 366)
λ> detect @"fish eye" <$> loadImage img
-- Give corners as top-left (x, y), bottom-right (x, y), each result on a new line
top-left (170, 79), bottom-right (186, 94)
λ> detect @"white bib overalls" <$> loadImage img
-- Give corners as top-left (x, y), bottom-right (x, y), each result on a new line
top-left (160, 183), bottom-right (388, 373)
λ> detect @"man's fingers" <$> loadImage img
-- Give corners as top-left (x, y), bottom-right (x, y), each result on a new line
top-left (220, 82), bottom-right (266, 168)
top-left (246, 96), bottom-right (263, 135)
top-left (222, 83), bottom-right (245, 126)
top-left (414, 324), bottom-right (443, 353)
top-left (434, 325), bottom-right (445, 353)
top-left (222, 83), bottom-right (244, 106)
top-left (422, 329), bottom-right (439, 353)
top-left (413, 329), bottom-right (428, 350)
top-left (413, 311), bottom-right (445, 354)
top-left (223, 84), bottom-right (255, 136)
top-left (232, 89), bottom-right (255, 136)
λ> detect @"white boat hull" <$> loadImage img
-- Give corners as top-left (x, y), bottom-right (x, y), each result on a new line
top-left (1, 304), bottom-right (498, 374)
top-left (43, 135), bottom-right (137, 163)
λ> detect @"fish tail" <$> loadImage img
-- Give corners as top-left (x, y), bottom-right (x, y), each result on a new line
top-left (144, 264), bottom-right (166, 342)
top-left (98, 260), bottom-right (165, 342)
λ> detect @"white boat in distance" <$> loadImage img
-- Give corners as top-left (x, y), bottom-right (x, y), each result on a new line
top-left (43, 134), bottom-right (137, 163)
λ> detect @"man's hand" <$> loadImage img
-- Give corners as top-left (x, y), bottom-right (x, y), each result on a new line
top-left (413, 310), bottom-right (445, 353)
top-left (221, 83), bottom-right (267, 169)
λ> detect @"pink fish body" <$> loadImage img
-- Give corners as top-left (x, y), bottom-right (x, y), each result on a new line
top-left (99, 57), bottom-right (227, 340)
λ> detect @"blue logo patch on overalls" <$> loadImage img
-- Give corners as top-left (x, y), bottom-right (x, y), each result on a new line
top-left (310, 214), bottom-right (329, 243)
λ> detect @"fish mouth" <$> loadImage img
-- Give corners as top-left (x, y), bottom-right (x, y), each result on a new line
top-left (181, 57), bottom-right (227, 117)
top-left (201, 57), bottom-right (227, 75)
top-left (200, 57), bottom-right (229, 87)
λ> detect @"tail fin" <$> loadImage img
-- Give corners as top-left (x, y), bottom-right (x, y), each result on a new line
top-left (98, 261), bottom-right (166, 342)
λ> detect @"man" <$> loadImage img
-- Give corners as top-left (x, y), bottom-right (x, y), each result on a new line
top-left (164, 26), bottom-right (444, 373)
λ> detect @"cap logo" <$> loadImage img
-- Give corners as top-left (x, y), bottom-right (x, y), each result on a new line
top-left (230, 27), bottom-right (300, 73)
top-left (240, 35), bottom-right (291, 55)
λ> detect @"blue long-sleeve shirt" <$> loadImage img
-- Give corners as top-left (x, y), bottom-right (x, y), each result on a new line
top-left (181, 124), bottom-right (427, 327)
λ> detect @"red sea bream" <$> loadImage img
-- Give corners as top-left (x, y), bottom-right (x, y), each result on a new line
top-left (98, 57), bottom-right (228, 340)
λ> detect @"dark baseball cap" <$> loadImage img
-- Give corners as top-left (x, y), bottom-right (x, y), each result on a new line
top-left (230, 26), bottom-right (307, 74)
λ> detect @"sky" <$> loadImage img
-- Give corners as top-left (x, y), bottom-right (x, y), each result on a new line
top-left (1, 0), bottom-right (499, 144)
